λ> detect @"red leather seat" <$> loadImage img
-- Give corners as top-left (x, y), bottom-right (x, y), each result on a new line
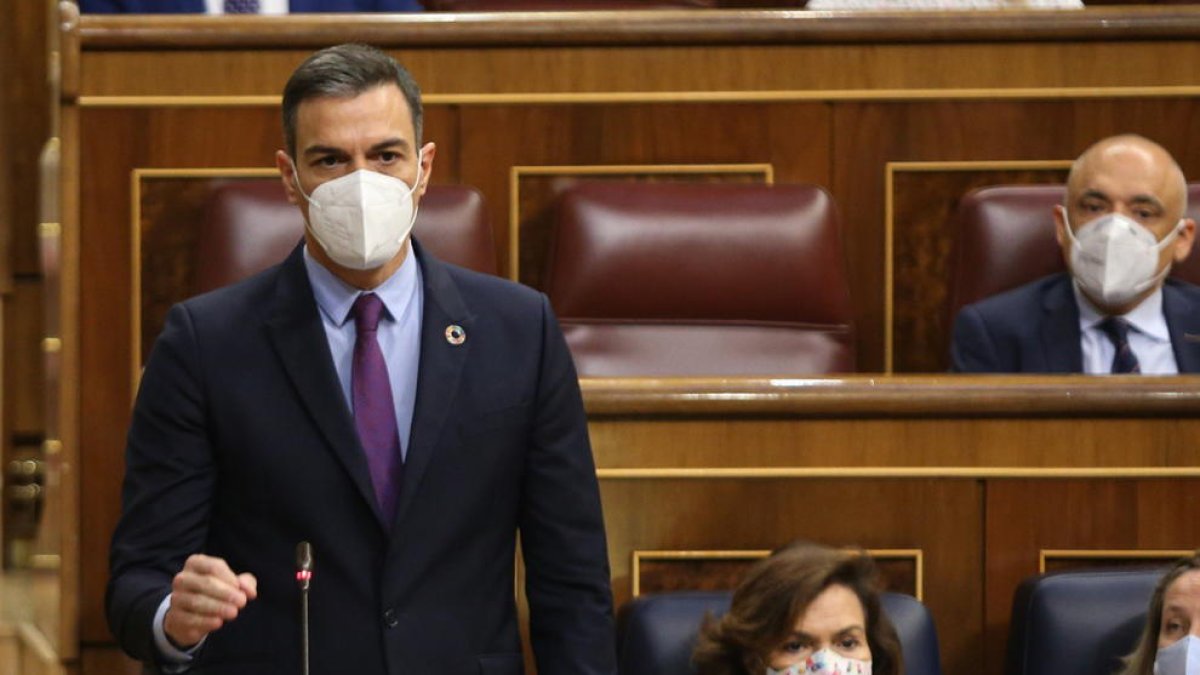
top-left (196, 180), bottom-right (495, 294)
top-left (544, 181), bottom-right (855, 377)
top-left (946, 183), bottom-right (1200, 327)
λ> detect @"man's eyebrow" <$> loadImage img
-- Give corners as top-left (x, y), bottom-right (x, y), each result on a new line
top-left (1129, 194), bottom-right (1165, 209)
top-left (369, 137), bottom-right (410, 153)
top-left (302, 144), bottom-right (347, 158)
top-left (1079, 189), bottom-right (1112, 202)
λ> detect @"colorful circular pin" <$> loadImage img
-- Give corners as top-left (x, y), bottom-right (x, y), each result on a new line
top-left (445, 324), bottom-right (466, 345)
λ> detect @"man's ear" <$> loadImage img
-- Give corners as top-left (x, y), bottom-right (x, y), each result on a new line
top-left (1173, 217), bottom-right (1196, 264)
top-left (276, 150), bottom-right (301, 205)
top-left (1053, 204), bottom-right (1069, 249)
top-left (416, 142), bottom-right (436, 198)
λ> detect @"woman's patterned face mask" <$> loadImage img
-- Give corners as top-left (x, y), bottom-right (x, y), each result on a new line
top-left (766, 648), bottom-right (872, 675)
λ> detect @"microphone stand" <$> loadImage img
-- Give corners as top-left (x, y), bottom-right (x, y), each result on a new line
top-left (296, 542), bottom-right (313, 675)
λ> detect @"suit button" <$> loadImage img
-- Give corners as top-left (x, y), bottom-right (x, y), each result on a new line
top-left (383, 609), bottom-right (398, 628)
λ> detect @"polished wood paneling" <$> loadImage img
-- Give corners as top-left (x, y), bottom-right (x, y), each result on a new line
top-left (632, 550), bottom-right (920, 599)
top-left (7, 281), bottom-right (46, 435)
top-left (985, 479), bottom-right (1200, 675)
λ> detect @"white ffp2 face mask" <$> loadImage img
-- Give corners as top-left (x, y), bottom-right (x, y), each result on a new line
top-left (1064, 210), bottom-right (1184, 309)
top-left (291, 156), bottom-right (423, 270)
top-left (1155, 634), bottom-right (1200, 675)
top-left (766, 649), bottom-right (872, 675)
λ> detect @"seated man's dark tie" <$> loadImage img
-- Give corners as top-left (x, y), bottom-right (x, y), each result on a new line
top-left (352, 293), bottom-right (403, 521)
top-left (1099, 317), bottom-right (1141, 374)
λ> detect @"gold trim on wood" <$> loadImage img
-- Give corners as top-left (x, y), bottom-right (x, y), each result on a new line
top-left (631, 548), bottom-right (924, 600)
top-left (42, 440), bottom-right (62, 456)
top-left (1038, 549), bottom-right (1194, 573)
top-left (76, 86), bottom-right (1200, 109)
top-left (38, 222), bottom-right (61, 238)
top-left (41, 337), bottom-right (62, 354)
top-left (130, 167), bottom-right (282, 389)
top-left (882, 159), bottom-right (1074, 373)
top-left (507, 163), bottom-right (774, 282)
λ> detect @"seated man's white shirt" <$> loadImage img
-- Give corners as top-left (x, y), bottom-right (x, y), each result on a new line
top-left (1075, 283), bottom-right (1179, 375)
top-left (204, 0), bottom-right (288, 13)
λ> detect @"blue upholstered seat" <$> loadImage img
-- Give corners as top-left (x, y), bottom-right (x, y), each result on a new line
top-left (1005, 567), bottom-right (1163, 675)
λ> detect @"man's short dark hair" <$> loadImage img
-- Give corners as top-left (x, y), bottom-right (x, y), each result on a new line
top-left (281, 43), bottom-right (423, 158)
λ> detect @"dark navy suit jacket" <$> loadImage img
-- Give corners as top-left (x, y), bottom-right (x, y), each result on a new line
top-left (951, 272), bottom-right (1200, 373)
top-left (106, 241), bottom-right (616, 675)
top-left (80, 0), bottom-right (423, 12)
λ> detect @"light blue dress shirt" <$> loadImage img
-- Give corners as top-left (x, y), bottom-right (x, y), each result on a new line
top-left (153, 243), bottom-right (424, 666)
top-left (1075, 283), bottom-right (1178, 375)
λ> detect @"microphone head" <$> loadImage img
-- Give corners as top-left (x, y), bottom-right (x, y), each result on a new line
top-left (296, 541), bottom-right (313, 572)
top-left (296, 541), bottom-right (313, 590)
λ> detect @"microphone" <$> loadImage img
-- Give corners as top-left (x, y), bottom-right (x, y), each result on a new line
top-left (296, 541), bottom-right (313, 675)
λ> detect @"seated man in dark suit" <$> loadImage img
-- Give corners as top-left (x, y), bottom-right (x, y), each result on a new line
top-left (106, 44), bottom-right (615, 674)
top-left (952, 134), bottom-right (1200, 374)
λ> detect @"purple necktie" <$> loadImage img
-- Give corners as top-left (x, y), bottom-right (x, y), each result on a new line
top-left (224, 0), bottom-right (260, 13)
top-left (351, 293), bottom-right (403, 520)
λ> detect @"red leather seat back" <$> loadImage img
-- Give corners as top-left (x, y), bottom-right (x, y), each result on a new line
top-left (544, 181), bottom-right (855, 376)
top-left (946, 183), bottom-right (1200, 325)
top-left (196, 180), bottom-right (495, 294)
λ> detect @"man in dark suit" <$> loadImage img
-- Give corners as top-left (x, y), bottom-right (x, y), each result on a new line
top-left (80, 0), bottom-right (422, 13)
top-left (952, 134), bottom-right (1200, 374)
top-left (106, 44), bottom-right (616, 674)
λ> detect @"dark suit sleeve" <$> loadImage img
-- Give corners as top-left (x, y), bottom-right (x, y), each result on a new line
top-left (106, 304), bottom-right (216, 665)
top-left (950, 304), bottom-right (1003, 373)
top-left (518, 295), bottom-right (618, 675)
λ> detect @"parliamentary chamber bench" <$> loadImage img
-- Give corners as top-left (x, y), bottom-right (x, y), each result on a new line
top-left (16, 4), bottom-right (1200, 674)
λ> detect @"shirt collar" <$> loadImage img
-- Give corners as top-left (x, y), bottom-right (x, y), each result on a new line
top-left (302, 242), bottom-right (421, 328)
top-left (1073, 281), bottom-right (1171, 343)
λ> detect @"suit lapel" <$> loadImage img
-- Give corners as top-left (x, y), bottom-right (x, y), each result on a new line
top-left (392, 240), bottom-right (473, 531)
top-left (1164, 281), bottom-right (1200, 373)
top-left (265, 245), bottom-right (384, 525)
top-left (1040, 274), bottom-right (1085, 373)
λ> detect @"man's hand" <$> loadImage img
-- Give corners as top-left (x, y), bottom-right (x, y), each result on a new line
top-left (163, 554), bottom-right (258, 649)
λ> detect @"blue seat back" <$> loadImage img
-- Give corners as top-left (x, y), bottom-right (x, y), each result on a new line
top-left (1005, 567), bottom-right (1162, 675)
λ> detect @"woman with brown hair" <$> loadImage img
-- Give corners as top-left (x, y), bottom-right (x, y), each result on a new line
top-left (693, 540), bottom-right (903, 675)
top-left (1120, 550), bottom-right (1200, 675)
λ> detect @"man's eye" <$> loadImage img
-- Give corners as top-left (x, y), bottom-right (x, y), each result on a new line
top-left (316, 156), bottom-right (340, 168)
top-left (378, 151), bottom-right (400, 163)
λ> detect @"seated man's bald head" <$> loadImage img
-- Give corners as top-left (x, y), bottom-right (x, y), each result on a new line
top-left (1067, 134), bottom-right (1188, 221)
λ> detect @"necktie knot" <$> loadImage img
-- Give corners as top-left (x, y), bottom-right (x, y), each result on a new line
top-left (1099, 316), bottom-right (1132, 346)
top-left (353, 293), bottom-right (386, 334)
